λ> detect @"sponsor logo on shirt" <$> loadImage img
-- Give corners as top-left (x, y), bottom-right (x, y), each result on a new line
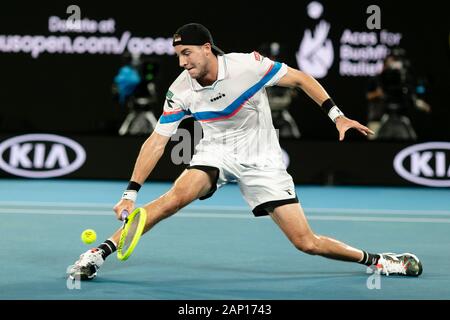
top-left (210, 93), bottom-right (226, 103)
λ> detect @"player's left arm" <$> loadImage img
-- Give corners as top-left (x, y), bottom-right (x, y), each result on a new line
top-left (277, 66), bottom-right (374, 141)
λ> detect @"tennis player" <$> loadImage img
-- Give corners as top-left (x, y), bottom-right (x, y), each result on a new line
top-left (69, 23), bottom-right (422, 280)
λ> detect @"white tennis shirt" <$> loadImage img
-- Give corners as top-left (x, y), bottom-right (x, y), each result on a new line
top-left (155, 52), bottom-right (288, 169)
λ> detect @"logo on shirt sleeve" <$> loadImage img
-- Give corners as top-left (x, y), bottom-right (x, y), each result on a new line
top-left (166, 90), bottom-right (174, 100)
top-left (253, 51), bottom-right (261, 61)
top-left (166, 99), bottom-right (175, 109)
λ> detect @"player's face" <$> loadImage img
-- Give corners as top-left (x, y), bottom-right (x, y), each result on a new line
top-left (175, 45), bottom-right (210, 79)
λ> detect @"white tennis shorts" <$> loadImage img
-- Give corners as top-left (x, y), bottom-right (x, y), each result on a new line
top-left (188, 151), bottom-right (298, 217)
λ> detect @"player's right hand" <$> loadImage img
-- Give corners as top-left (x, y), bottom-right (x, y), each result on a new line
top-left (113, 199), bottom-right (135, 221)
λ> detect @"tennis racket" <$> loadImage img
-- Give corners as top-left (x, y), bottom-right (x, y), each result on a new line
top-left (117, 207), bottom-right (147, 261)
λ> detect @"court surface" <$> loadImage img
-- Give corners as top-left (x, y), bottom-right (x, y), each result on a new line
top-left (1, 179), bottom-right (449, 300)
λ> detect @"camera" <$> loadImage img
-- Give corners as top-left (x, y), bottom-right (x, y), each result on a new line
top-left (113, 52), bottom-right (160, 136)
top-left (379, 48), bottom-right (412, 109)
top-left (367, 47), bottom-right (432, 141)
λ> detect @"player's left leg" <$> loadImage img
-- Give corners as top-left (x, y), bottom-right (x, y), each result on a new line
top-left (269, 203), bottom-right (423, 276)
top-left (68, 168), bottom-right (218, 280)
top-left (241, 165), bottom-right (364, 262)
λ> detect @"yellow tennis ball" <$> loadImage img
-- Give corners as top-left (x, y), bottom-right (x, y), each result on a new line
top-left (81, 229), bottom-right (97, 244)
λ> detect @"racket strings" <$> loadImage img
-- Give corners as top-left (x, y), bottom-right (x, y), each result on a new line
top-left (117, 207), bottom-right (147, 261)
top-left (123, 212), bottom-right (141, 251)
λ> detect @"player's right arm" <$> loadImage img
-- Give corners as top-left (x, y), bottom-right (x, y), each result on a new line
top-left (129, 131), bottom-right (171, 185)
top-left (113, 78), bottom-right (192, 220)
top-left (113, 131), bottom-right (170, 219)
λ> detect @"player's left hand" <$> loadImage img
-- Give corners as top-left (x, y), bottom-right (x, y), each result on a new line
top-left (335, 116), bottom-right (374, 141)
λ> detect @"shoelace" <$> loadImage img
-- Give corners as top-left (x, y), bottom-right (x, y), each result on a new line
top-left (378, 257), bottom-right (406, 276)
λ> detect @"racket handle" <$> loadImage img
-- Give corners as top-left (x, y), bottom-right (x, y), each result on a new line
top-left (121, 210), bottom-right (129, 221)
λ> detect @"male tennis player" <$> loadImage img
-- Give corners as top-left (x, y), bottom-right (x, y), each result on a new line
top-left (69, 23), bottom-right (422, 280)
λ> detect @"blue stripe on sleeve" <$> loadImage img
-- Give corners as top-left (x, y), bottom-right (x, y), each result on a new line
top-left (159, 109), bottom-right (191, 124)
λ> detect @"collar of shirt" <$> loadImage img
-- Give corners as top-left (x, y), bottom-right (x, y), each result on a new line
top-left (189, 55), bottom-right (226, 92)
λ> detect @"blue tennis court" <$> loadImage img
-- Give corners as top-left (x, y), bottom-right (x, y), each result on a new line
top-left (1, 179), bottom-right (449, 300)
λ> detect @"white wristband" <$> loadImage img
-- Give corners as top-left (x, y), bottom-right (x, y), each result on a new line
top-left (122, 190), bottom-right (137, 202)
top-left (328, 106), bottom-right (345, 123)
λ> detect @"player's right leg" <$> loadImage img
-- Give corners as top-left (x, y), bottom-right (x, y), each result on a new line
top-left (112, 167), bottom-right (218, 241)
top-left (68, 167), bottom-right (218, 280)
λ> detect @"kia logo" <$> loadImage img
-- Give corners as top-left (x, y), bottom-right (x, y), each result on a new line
top-left (0, 134), bottom-right (86, 178)
top-left (393, 142), bottom-right (450, 187)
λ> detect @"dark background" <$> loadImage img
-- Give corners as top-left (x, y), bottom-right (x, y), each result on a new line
top-left (0, 0), bottom-right (449, 140)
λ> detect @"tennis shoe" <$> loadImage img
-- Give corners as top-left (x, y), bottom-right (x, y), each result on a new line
top-left (68, 248), bottom-right (104, 280)
top-left (375, 252), bottom-right (423, 277)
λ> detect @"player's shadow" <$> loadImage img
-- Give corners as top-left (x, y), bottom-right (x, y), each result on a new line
top-left (86, 272), bottom-right (368, 300)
